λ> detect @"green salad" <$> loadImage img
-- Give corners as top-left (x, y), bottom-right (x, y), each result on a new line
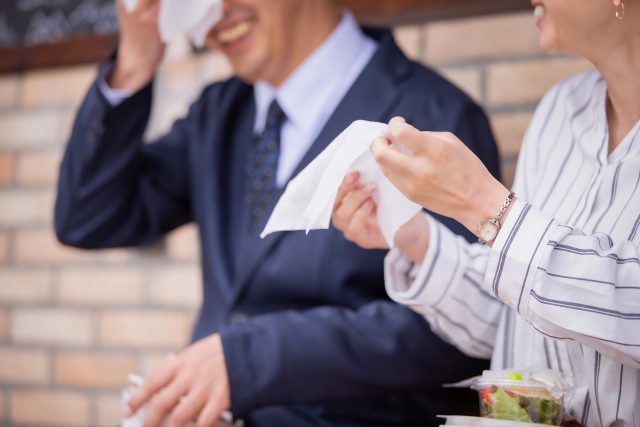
top-left (479, 385), bottom-right (563, 425)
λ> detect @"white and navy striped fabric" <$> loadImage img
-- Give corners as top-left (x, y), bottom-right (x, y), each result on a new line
top-left (385, 70), bottom-right (640, 426)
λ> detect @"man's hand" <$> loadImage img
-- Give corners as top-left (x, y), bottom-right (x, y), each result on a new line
top-left (124, 334), bottom-right (231, 427)
top-left (109, 0), bottom-right (166, 91)
top-left (331, 172), bottom-right (431, 264)
top-left (332, 172), bottom-right (388, 250)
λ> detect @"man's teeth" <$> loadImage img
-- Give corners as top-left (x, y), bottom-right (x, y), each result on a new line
top-left (217, 21), bottom-right (253, 44)
top-left (534, 5), bottom-right (546, 19)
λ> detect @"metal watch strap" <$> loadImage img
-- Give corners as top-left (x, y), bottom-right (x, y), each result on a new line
top-left (477, 191), bottom-right (516, 244)
top-left (494, 191), bottom-right (516, 224)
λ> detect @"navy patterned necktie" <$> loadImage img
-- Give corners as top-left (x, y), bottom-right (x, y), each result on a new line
top-left (245, 99), bottom-right (286, 229)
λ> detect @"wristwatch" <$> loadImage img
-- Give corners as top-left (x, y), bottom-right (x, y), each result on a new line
top-left (477, 191), bottom-right (516, 244)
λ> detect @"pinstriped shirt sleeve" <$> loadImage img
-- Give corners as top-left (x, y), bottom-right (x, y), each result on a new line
top-left (385, 214), bottom-right (503, 359)
top-left (488, 199), bottom-right (640, 368)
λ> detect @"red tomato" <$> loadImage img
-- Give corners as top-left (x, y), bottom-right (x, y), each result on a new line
top-left (481, 387), bottom-right (492, 404)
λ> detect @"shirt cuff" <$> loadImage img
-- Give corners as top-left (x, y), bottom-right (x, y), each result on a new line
top-left (97, 61), bottom-right (133, 107)
top-left (385, 213), bottom-right (467, 310)
top-left (486, 199), bottom-right (559, 317)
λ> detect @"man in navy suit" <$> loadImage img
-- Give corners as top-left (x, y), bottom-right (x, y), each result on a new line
top-left (55, 0), bottom-right (500, 426)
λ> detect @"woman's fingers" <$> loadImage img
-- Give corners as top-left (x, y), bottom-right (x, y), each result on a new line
top-left (371, 137), bottom-right (411, 175)
top-left (388, 117), bottom-right (430, 155)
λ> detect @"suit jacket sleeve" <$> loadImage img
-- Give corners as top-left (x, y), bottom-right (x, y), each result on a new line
top-left (220, 300), bottom-right (488, 416)
top-left (54, 69), bottom-right (196, 248)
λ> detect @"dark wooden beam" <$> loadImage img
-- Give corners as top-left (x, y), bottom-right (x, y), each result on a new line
top-left (0, 0), bottom-right (533, 74)
top-left (340, 0), bottom-right (533, 26)
top-left (0, 33), bottom-right (118, 74)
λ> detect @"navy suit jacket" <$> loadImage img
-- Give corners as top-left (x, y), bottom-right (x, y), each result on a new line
top-left (56, 29), bottom-right (499, 427)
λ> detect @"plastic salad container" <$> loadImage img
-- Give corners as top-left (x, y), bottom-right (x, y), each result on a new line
top-left (448, 368), bottom-right (573, 426)
top-left (472, 376), bottom-right (563, 425)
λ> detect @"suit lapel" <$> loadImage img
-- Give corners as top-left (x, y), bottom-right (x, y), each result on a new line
top-left (231, 30), bottom-right (410, 305)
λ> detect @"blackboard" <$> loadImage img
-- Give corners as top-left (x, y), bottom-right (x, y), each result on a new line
top-left (0, 0), bottom-right (118, 47)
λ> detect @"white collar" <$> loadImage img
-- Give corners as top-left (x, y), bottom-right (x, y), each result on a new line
top-left (253, 10), bottom-right (368, 134)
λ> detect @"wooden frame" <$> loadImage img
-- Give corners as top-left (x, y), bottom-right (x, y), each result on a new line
top-left (0, 0), bottom-right (532, 74)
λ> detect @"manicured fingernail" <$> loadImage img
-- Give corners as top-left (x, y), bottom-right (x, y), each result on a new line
top-left (121, 404), bottom-right (133, 418)
top-left (345, 172), bottom-right (358, 184)
top-left (364, 198), bottom-right (374, 209)
top-left (363, 182), bottom-right (376, 193)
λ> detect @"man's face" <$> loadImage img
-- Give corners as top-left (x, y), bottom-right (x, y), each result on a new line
top-left (204, 0), bottom-right (303, 84)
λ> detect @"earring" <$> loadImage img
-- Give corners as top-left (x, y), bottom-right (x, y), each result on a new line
top-left (616, 1), bottom-right (625, 19)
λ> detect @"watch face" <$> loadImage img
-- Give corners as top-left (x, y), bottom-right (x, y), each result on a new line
top-left (478, 221), bottom-right (499, 243)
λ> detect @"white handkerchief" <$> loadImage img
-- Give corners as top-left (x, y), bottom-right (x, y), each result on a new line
top-left (261, 121), bottom-right (422, 247)
top-left (121, 0), bottom-right (222, 48)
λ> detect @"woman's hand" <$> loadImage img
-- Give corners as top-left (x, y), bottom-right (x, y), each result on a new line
top-left (332, 172), bottom-right (431, 264)
top-left (371, 117), bottom-right (511, 238)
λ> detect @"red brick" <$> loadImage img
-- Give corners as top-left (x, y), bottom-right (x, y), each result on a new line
top-left (0, 190), bottom-right (55, 227)
top-left (55, 352), bottom-right (136, 389)
top-left (96, 393), bottom-right (122, 427)
top-left (166, 223), bottom-right (200, 261)
top-left (0, 232), bottom-right (8, 264)
top-left (425, 12), bottom-right (541, 64)
top-left (0, 74), bottom-right (19, 109)
top-left (139, 351), bottom-right (172, 377)
top-left (491, 112), bottom-right (534, 158)
top-left (22, 65), bottom-right (97, 108)
top-left (487, 58), bottom-right (594, 106)
top-left (0, 153), bottom-right (13, 186)
top-left (393, 25), bottom-right (423, 61)
top-left (100, 310), bottom-right (192, 349)
top-left (0, 110), bottom-right (68, 149)
top-left (149, 264), bottom-right (202, 308)
top-left (0, 310), bottom-right (6, 341)
top-left (14, 229), bottom-right (128, 264)
top-left (12, 308), bottom-right (93, 346)
top-left (0, 268), bottom-right (52, 303)
top-left (0, 348), bottom-right (49, 384)
top-left (436, 66), bottom-right (482, 103)
top-left (58, 267), bottom-right (144, 305)
top-left (10, 390), bottom-right (90, 427)
top-left (16, 150), bottom-right (63, 186)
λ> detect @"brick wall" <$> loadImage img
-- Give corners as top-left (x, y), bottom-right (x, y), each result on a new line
top-left (0, 11), bottom-right (592, 427)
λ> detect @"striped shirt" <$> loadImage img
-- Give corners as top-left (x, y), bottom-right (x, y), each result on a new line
top-left (385, 70), bottom-right (640, 427)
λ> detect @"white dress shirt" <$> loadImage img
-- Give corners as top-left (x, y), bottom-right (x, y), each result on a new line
top-left (101, 10), bottom-right (378, 188)
top-left (385, 70), bottom-right (640, 426)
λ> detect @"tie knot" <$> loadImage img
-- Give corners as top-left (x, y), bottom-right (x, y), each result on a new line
top-left (267, 99), bottom-right (286, 127)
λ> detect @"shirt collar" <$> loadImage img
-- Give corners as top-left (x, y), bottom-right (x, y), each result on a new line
top-left (253, 10), bottom-right (370, 134)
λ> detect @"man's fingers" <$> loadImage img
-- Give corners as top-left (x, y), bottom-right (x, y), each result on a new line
top-left (335, 183), bottom-right (376, 226)
top-left (333, 172), bottom-right (360, 212)
top-left (195, 392), bottom-right (227, 427)
top-left (127, 359), bottom-right (178, 414)
top-left (388, 117), bottom-right (428, 154)
top-left (143, 378), bottom-right (189, 427)
top-left (166, 389), bottom-right (207, 427)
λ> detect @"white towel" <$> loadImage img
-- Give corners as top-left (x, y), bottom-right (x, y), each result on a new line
top-left (121, 0), bottom-right (222, 48)
top-left (261, 121), bottom-right (422, 248)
